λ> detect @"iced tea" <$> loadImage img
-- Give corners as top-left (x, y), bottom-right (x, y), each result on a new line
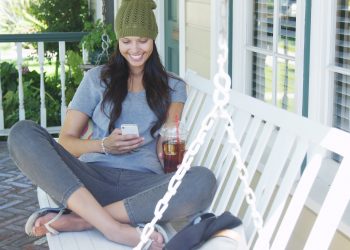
top-left (162, 139), bottom-right (186, 173)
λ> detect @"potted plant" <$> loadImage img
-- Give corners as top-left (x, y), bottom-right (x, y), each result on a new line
top-left (80, 20), bottom-right (117, 65)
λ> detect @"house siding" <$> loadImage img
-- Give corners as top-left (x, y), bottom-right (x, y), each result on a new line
top-left (185, 0), bottom-right (211, 78)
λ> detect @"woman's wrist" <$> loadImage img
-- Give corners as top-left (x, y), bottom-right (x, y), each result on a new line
top-left (101, 137), bottom-right (109, 155)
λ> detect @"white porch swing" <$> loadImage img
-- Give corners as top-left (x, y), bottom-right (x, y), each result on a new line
top-left (38, 0), bottom-right (350, 249)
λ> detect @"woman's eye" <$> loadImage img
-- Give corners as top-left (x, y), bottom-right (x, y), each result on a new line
top-left (140, 39), bottom-right (148, 43)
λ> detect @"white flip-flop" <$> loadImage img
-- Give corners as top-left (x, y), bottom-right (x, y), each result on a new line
top-left (25, 207), bottom-right (69, 236)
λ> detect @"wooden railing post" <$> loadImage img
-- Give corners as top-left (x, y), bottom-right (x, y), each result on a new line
top-left (38, 42), bottom-right (47, 128)
top-left (59, 41), bottom-right (67, 125)
top-left (16, 42), bottom-right (25, 121)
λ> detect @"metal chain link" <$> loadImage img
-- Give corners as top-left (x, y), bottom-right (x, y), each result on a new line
top-left (96, 33), bottom-right (111, 65)
top-left (134, 0), bottom-right (267, 249)
top-left (95, 0), bottom-right (111, 65)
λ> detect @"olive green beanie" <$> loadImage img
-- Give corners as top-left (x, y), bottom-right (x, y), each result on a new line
top-left (115, 0), bottom-right (158, 40)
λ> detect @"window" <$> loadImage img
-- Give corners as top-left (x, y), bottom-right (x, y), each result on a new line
top-left (250, 0), bottom-right (297, 112)
top-left (333, 0), bottom-right (350, 132)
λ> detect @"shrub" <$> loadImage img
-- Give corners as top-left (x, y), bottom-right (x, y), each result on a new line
top-left (0, 60), bottom-right (81, 128)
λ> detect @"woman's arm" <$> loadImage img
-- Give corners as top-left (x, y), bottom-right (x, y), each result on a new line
top-left (58, 109), bottom-right (103, 157)
top-left (59, 109), bottom-right (145, 157)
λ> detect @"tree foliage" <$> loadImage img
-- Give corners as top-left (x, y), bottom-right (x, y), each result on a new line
top-left (0, 0), bottom-right (44, 34)
top-left (29, 0), bottom-right (91, 33)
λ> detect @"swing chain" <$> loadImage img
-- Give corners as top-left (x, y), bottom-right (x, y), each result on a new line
top-left (95, 33), bottom-right (111, 65)
top-left (212, 0), bottom-right (264, 235)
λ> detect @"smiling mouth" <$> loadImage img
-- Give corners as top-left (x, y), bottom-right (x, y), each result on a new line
top-left (130, 54), bottom-right (142, 61)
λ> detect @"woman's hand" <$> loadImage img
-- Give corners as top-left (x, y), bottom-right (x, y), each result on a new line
top-left (102, 128), bottom-right (144, 154)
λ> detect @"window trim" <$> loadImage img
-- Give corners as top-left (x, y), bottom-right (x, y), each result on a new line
top-left (308, 0), bottom-right (336, 125)
top-left (232, 0), bottom-right (306, 115)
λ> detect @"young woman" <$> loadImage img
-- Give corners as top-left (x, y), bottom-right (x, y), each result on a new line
top-left (7, 0), bottom-right (216, 249)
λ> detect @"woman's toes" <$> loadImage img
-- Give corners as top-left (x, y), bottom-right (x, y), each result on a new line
top-left (31, 213), bottom-right (56, 236)
top-left (32, 225), bottom-right (47, 236)
top-left (149, 231), bottom-right (164, 250)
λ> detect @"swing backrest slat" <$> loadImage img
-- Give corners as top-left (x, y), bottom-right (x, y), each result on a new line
top-left (229, 122), bottom-right (275, 216)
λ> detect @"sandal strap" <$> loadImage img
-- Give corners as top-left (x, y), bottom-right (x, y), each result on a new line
top-left (154, 224), bottom-right (169, 243)
top-left (44, 208), bottom-right (65, 235)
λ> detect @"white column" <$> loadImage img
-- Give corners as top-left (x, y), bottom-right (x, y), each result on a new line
top-left (155, 0), bottom-right (165, 64)
top-left (16, 42), bottom-right (25, 120)
top-left (95, 0), bottom-right (103, 21)
top-left (59, 42), bottom-right (66, 124)
top-left (38, 42), bottom-right (47, 128)
top-left (0, 51), bottom-right (4, 130)
top-left (179, 0), bottom-right (186, 78)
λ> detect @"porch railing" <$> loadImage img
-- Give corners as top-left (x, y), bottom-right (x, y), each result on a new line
top-left (0, 32), bottom-right (87, 136)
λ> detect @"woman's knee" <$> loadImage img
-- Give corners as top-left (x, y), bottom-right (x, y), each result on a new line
top-left (186, 166), bottom-right (217, 209)
top-left (8, 120), bottom-right (36, 145)
top-left (7, 120), bottom-right (45, 156)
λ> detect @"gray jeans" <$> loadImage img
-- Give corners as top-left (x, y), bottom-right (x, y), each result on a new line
top-left (7, 120), bottom-right (217, 225)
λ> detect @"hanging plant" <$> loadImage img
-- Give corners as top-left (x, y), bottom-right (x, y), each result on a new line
top-left (80, 20), bottom-right (117, 65)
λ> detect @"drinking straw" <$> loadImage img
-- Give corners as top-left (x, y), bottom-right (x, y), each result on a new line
top-left (175, 114), bottom-right (180, 144)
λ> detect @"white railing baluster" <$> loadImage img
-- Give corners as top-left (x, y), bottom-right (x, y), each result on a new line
top-left (38, 42), bottom-right (47, 128)
top-left (16, 42), bottom-right (25, 120)
top-left (0, 51), bottom-right (4, 130)
top-left (59, 41), bottom-right (66, 124)
top-left (82, 43), bottom-right (89, 64)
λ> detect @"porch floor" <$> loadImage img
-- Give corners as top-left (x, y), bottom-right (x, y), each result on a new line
top-left (0, 141), bottom-right (48, 250)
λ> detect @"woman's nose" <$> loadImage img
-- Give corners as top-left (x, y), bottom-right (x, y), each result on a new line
top-left (130, 42), bottom-right (140, 51)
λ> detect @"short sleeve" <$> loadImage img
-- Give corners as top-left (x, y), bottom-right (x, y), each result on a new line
top-left (169, 77), bottom-right (187, 103)
top-left (69, 67), bottom-right (104, 117)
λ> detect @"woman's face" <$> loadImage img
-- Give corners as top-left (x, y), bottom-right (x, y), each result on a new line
top-left (118, 36), bottom-right (154, 71)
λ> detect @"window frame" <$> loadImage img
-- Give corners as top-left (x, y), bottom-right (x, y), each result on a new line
top-left (309, 0), bottom-right (350, 127)
top-left (308, 0), bottom-right (336, 125)
top-left (231, 0), bottom-right (306, 115)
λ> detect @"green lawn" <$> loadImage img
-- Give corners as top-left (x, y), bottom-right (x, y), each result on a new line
top-left (261, 58), bottom-right (296, 112)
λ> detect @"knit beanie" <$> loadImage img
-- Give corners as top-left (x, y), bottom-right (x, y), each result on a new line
top-left (115, 0), bottom-right (158, 40)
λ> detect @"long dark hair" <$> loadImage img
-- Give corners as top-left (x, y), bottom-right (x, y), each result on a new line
top-left (100, 41), bottom-right (171, 137)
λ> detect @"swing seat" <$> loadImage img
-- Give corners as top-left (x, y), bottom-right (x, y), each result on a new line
top-left (37, 70), bottom-right (350, 250)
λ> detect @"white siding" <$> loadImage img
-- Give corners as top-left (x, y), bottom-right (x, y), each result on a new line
top-left (185, 0), bottom-right (211, 78)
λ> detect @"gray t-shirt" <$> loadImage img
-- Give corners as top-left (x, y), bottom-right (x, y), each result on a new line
top-left (69, 66), bottom-right (187, 174)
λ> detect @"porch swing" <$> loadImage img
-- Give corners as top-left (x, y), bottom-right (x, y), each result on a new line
top-left (38, 0), bottom-right (350, 249)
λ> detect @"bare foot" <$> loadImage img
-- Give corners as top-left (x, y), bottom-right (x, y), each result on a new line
top-left (106, 223), bottom-right (165, 249)
top-left (135, 226), bottom-right (164, 250)
top-left (148, 230), bottom-right (164, 250)
top-left (31, 212), bottom-right (92, 236)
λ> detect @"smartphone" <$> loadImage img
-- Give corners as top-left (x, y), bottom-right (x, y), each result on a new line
top-left (121, 124), bottom-right (139, 136)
